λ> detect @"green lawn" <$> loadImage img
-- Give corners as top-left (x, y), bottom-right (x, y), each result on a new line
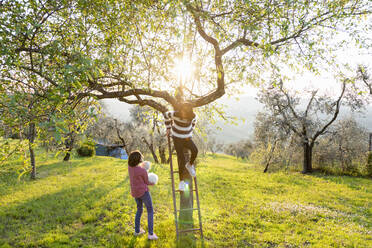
top-left (0, 154), bottom-right (371, 247)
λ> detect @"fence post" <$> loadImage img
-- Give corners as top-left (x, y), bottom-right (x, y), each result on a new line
top-left (369, 133), bottom-right (372, 152)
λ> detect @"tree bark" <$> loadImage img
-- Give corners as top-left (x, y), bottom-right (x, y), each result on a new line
top-left (142, 137), bottom-right (159, 163)
top-left (28, 123), bottom-right (36, 180)
top-left (338, 141), bottom-right (345, 171)
top-left (114, 119), bottom-right (130, 156)
top-left (302, 143), bottom-right (313, 174)
top-left (179, 148), bottom-right (194, 231)
top-left (159, 144), bottom-right (167, 164)
top-left (63, 132), bottom-right (75, 162)
top-left (264, 140), bottom-right (277, 173)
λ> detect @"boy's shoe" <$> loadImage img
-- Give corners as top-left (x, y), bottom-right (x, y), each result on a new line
top-left (185, 162), bottom-right (196, 177)
top-left (179, 181), bottom-right (186, 191)
top-left (134, 228), bottom-right (145, 236)
top-left (148, 233), bottom-right (158, 240)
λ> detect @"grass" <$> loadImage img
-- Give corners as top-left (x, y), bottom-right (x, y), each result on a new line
top-left (0, 153), bottom-right (371, 247)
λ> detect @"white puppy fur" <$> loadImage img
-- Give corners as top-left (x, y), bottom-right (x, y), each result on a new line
top-left (148, 172), bottom-right (158, 185)
top-left (141, 161), bottom-right (151, 171)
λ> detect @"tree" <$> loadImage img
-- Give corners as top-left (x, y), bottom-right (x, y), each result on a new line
top-left (252, 112), bottom-right (299, 172)
top-left (224, 140), bottom-right (254, 160)
top-left (130, 105), bottom-right (170, 164)
top-left (0, 79), bottom-right (80, 178)
top-left (357, 65), bottom-right (372, 95)
top-left (206, 136), bottom-right (224, 154)
top-left (258, 78), bottom-right (368, 173)
top-left (61, 99), bottom-right (98, 162)
top-left (3, 1), bottom-right (370, 111)
top-left (87, 114), bottom-right (144, 154)
top-left (313, 117), bottom-right (369, 174)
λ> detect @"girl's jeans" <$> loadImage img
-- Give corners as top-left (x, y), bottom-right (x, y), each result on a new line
top-left (134, 191), bottom-right (153, 235)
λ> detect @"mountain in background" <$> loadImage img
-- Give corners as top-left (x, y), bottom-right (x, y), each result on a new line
top-left (102, 95), bottom-right (372, 144)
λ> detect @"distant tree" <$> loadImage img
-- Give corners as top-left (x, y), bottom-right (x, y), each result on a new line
top-left (61, 100), bottom-right (98, 162)
top-left (357, 65), bottom-right (372, 95)
top-left (313, 117), bottom-right (369, 174)
top-left (367, 152), bottom-right (372, 176)
top-left (224, 139), bottom-right (254, 160)
top-left (258, 78), bottom-right (368, 174)
top-left (113, 119), bottom-right (132, 157)
top-left (130, 105), bottom-right (170, 164)
top-left (207, 136), bottom-right (224, 154)
top-left (252, 112), bottom-right (300, 172)
top-left (87, 113), bottom-right (145, 155)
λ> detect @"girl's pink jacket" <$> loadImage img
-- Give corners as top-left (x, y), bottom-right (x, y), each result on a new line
top-left (128, 166), bottom-right (152, 198)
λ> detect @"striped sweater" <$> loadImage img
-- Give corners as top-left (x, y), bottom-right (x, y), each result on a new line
top-left (164, 111), bottom-right (197, 139)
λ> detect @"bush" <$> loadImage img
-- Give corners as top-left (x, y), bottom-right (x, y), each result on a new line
top-left (367, 152), bottom-right (372, 177)
top-left (77, 140), bottom-right (95, 157)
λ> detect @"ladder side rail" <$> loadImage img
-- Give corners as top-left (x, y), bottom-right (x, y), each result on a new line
top-left (193, 176), bottom-right (204, 239)
top-left (168, 135), bottom-right (179, 239)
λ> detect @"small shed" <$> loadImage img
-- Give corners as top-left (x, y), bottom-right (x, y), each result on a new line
top-left (95, 143), bottom-right (128, 160)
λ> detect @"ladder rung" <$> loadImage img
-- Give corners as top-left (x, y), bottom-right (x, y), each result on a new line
top-left (177, 208), bottom-right (199, 212)
top-left (178, 228), bottom-right (201, 233)
top-left (175, 189), bottom-right (196, 193)
top-left (172, 170), bottom-right (179, 173)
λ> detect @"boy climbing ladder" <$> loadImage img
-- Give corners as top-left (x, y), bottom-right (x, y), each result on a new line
top-left (164, 102), bottom-right (198, 190)
top-left (164, 102), bottom-right (203, 240)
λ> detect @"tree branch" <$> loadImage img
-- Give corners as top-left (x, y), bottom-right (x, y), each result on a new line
top-left (186, 3), bottom-right (226, 108)
top-left (304, 90), bottom-right (318, 117)
top-left (312, 81), bottom-right (346, 142)
top-left (118, 96), bottom-right (168, 113)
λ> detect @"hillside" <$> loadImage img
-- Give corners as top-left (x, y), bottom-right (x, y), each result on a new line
top-left (1, 154), bottom-right (371, 247)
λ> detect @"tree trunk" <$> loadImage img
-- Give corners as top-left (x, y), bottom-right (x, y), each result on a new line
top-left (63, 132), bottom-right (75, 162)
top-left (179, 148), bottom-right (194, 231)
top-left (28, 123), bottom-right (36, 180)
top-left (142, 137), bottom-right (159, 163)
top-left (114, 120), bottom-right (130, 156)
top-left (338, 141), bottom-right (345, 171)
top-left (159, 144), bottom-right (167, 164)
top-left (117, 134), bottom-right (130, 156)
top-left (263, 140), bottom-right (277, 173)
top-left (302, 142), bottom-right (313, 174)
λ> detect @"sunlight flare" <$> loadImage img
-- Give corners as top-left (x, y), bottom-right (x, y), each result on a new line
top-left (173, 57), bottom-right (195, 84)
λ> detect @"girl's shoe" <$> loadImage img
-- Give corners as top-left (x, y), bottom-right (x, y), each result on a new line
top-left (179, 181), bottom-right (186, 191)
top-left (148, 233), bottom-right (158, 240)
top-left (185, 162), bottom-right (196, 177)
top-left (134, 228), bottom-right (145, 236)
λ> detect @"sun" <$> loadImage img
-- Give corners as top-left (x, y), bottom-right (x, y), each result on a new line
top-left (173, 57), bottom-right (195, 84)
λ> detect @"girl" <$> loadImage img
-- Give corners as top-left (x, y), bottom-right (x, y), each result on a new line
top-left (128, 150), bottom-right (158, 240)
top-left (164, 102), bottom-right (198, 191)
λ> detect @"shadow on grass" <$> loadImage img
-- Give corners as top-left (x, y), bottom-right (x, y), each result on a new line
top-left (0, 157), bottom-right (107, 199)
top-left (175, 233), bottom-right (205, 248)
top-left (0, 178), bottom-right (128, 247)
top-left (312, 171), bottom-right (371, 191)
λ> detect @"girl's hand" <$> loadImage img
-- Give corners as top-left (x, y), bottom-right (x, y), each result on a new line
top-left (166, 129), bottom-right (171, 137)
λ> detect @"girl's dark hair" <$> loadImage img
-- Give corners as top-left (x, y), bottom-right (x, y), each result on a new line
top-left (128, 150), bottom-right (143, 167)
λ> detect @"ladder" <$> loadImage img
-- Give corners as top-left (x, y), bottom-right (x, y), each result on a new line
top-left (167, 135), bottom-right (204, 240)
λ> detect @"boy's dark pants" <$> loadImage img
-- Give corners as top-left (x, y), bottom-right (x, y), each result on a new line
top-left (173, 136), bottom-right (198, 178)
